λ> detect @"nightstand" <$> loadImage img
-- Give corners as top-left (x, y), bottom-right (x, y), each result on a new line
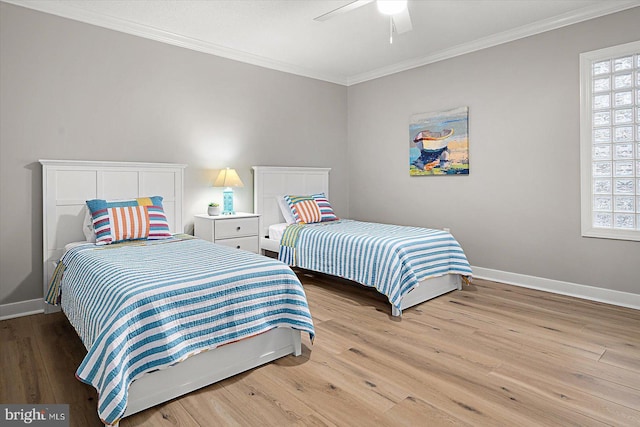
top-left (194, 213), bottom-right (260, 254)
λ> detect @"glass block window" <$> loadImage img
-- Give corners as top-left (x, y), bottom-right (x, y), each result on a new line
top-left (581, 41), bottom-right (640, 241)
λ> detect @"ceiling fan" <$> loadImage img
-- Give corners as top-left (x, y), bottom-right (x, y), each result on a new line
top-left (314, 0), bottom-right (413, 43)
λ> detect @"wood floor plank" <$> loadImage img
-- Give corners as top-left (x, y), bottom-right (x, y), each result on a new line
top-left (316, 317), bottom-right (553, 425)
top-left (442, 292), bottom-right (608, 360)
top-left (119, 399), bottom-right (200, 427)
top-left (308, 344), bottom-right (409, 409)
top-left (336, 336), bottom-right (568, 426)
top-left (599, 347), bottom-right (640, 373)
top-left (468, 328), bottom-right (640, 391)
top-left (498, 349), bottom-right (640, 409)
top-left (2, 275), bottom-right (639, 426)
top-left (265, 356), bottom-right (401, 426)
top-left (390, 342), bottom-right (607, 426)
top-left (246, 367), bottom-right (337, 425)
top-left (221, 370), bottom-right (316, 424)
top-left (0, 337), bottom-right (56, 404)
top-left (33, 312), bottom-right (99, 409)
top-left (384, 395), bottom-right (470, 426)
top-left (456, 285), bottom-right (640, 348)
top-left (169, 381), bottom-right (261, 427)
top-left (491, 363), bottom-right (640, 425)
top-left (0, 315), bottom-right (34, 342)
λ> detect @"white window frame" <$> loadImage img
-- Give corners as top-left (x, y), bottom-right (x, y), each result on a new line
top-left (580, 40), bottom-right (640, 241)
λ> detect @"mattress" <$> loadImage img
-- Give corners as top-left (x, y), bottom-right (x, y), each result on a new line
top-left (268, 222), bottom-right (288, 243)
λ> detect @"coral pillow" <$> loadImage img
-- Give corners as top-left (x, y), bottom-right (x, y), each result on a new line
top-left (284, 193), bottom-right (338, 224)
top-left (86, 196), bottom-right (171, 245)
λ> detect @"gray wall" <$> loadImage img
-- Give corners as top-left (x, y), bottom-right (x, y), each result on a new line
top-left (0, 3), bottom-right (348, 305)
top-left (347, 8), bottom-right (640, 295)
top-left (2, 3), bottom-right (638, 308)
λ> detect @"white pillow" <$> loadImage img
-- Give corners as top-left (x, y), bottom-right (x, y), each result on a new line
top-left (82, 205), bottom-right (96, 243)
top-left (276, 195), bottom-right (296, 224)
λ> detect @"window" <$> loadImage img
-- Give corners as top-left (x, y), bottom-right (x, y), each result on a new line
top-left (580, 41), bottom-right (640, 241)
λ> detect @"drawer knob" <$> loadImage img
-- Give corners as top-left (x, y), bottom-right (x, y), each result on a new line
top-left (236, 226), bottom-right (241, 231)
top-left (236, 245), bottom-right (241, 249)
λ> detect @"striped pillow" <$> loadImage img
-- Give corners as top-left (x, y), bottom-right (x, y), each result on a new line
top-left (284, 193), bottom-right (338, 224)
top-left (86, 196), bottom-right (172, 245)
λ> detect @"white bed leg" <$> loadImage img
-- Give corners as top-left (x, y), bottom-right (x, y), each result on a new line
top-left (391, 306), bottom-right (402, 317)
top-left (292, 330), bottom-right (302, 356)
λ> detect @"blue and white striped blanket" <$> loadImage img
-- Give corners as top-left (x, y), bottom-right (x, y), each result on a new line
top-left (47, 237), bottom-right (314, 425)
top-left (279, 220), bottom-right (472, 310)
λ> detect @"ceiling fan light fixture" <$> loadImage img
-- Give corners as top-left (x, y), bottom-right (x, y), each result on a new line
top-left (376, 0), bottom-right (407, 16)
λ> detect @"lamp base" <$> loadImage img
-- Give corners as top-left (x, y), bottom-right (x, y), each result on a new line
top-left (222, 188), bottom-right (235, 215)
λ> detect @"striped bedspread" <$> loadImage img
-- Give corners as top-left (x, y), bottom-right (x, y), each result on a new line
top-left (46, 237), bottom-right (314, 425)
top-left (279, 220), bottom-right (472, 309)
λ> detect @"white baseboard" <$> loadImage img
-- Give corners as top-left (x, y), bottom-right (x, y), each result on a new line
top-left (0, 298), bottom-right (44, 321)
top-left (1, 268), bottom-right (638, 320)
top-left (472, 266), bottom-right (640, 311)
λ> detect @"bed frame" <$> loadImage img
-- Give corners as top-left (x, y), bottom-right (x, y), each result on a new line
top-left (252, 165), bottom-right (462, 317)
top-left (40, 160), bottom-right (303, 424)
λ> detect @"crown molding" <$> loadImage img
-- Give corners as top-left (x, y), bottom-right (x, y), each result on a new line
top-left (4, 0), bottom-right (639, 87)
top-left (347, 1), bottom-right (640, 85)
top-left (2, 0), bottom-right (349, 85)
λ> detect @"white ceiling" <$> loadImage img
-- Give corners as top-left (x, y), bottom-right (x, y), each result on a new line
top-left (6, 0), bottom-right (640, 85)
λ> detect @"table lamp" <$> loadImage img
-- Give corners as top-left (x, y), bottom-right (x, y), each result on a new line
top-left (213, 167), bottom-right (244, 215)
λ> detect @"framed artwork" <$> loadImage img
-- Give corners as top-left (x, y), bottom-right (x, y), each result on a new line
top-left (409, 106), bottom-right (469, 176)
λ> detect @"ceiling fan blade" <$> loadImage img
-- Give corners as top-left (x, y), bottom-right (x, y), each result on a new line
top-left (314, 0), bottom-right (374, 22)
top-left (392, 7), bottom-right (412, 34)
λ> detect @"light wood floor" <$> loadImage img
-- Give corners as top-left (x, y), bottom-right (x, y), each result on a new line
top-left (2, 274), bottom-right (639, 426)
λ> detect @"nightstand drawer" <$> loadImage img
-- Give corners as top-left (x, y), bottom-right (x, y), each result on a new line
top-left (215, 236), bottom-right (259, 253)
top-left (194, 213), bottom-right (261, 254)
top-left (214, 218), bottom-right (259, 239)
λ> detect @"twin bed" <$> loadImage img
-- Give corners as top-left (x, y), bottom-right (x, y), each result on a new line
top-left (40, 160), bottom-right (314, 426)
top-left (253, 166), bottom-right (472, 317)
top-left (41, 160), bottom-right (471, 425)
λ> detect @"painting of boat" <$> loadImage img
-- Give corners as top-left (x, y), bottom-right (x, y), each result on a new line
top-left (409, 107), bottom-right (469, 176)
top-left (412, 128), bottom-right (453, 170)
top-left (413, 128), bottom-right (454, 149)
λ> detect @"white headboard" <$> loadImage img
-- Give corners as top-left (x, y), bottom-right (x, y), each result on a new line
top-left (40, 159), bottom-right (186, 313)
top-left (252, 166), bottom-right (330, 238)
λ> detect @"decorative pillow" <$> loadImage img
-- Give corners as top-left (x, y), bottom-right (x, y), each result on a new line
top-left (85, 196), bottom-right (171, 245)
top-left (283, 193), bottom-right (338, 224)
top-left (82, 206), bottom-right (96, 243)
top-left (276, 195), bottom-right (296, 224)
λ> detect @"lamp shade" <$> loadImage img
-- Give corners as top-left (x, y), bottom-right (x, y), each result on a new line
top-left (213, 168), bottom-right (244, 188)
